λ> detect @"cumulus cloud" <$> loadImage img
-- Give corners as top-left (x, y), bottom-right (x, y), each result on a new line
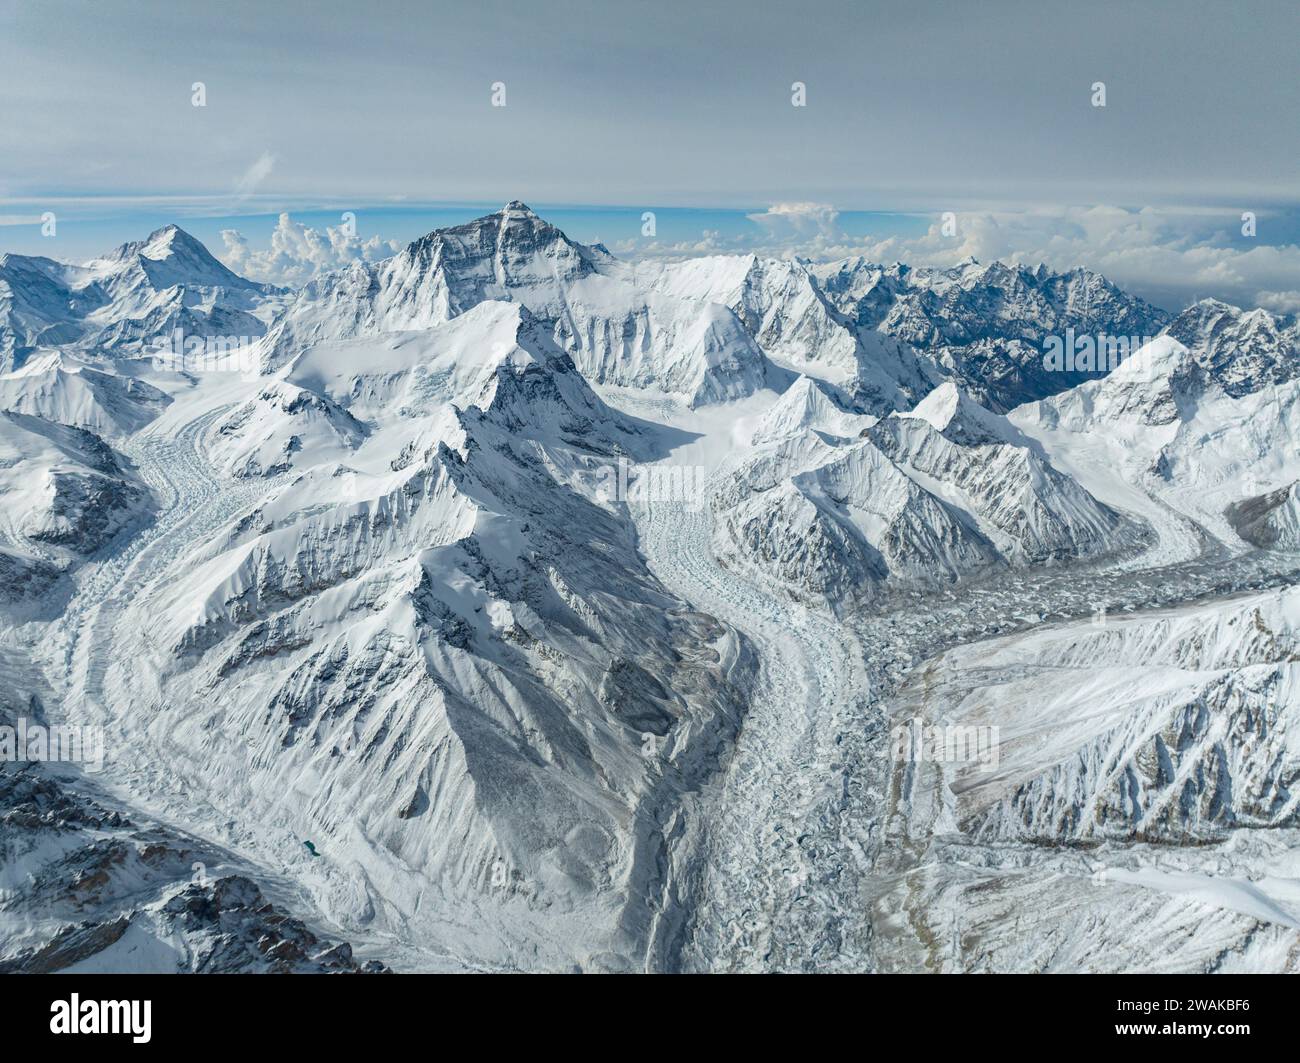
top-left (865, 207), bottom-right (1300, 313)
top-left (219, 212), bottom-right (401, 287)
top-left (746, 202), bottom-right (840, 238)
top-left (1254, 290), bottom-right (1300, 315)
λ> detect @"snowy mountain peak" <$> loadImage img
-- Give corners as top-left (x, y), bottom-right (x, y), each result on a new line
top-left (809, 255), bottom-right (1170, 410)
top-left (1110, 333), bottom-right (1192, 383)
top-left (1015, 334), bottom-right (1205, 430)
top-left (99, 224), bottom-right (200, 264)
top-left (750, 374), bottom-right (875, 444)
top-left (395, 202), bottom-right (602, 299)
top-left (898, 380), bottom-right (1017, 446)
top-left (0, 224), bottom-right (280, 370)
top-left (89, 224), bottom-right (267, 295)
top-left (140, 223), bottom-right (203, 256)
top-left (1162, 298), bottom-right (1300, 398)
top-left (262, 206), bottom-right (778, 404)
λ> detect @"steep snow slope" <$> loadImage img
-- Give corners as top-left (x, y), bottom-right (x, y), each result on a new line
top-left (748, 374), bottom-right (876, 445)
top-left (0, 253), bottom-right (98, 364)
top-left (0, 412), bottom-right (151, 610)
top-left (713, 382), bottom-right (1135, 609)
top-left (898, 379), bottom-right (1022, 446)
top-left (85, 225), bottom-right (267, 297)
top-left (870, 392), bottom-right (1137, 566)
top-left (1013, 330), bottom-right (1300, 548)
top-left (0, 351), bottom-right (171, 436)
top-left (648, 255), bottom-right (942, 411)
top-left (1227, 482), bottom-right (1300, 550)
top-left (714, 431), bottom-right (1001, 608)
top-left (282, 299), bottom-right (588, 417)
top-left (210, 379), bottom-right (368, 479)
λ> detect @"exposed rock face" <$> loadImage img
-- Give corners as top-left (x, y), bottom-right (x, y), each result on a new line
top-left (1163, 299), bottom-right (1300, 398)
top-left (0, 411), bottom-right (152, 607)
top-left (0, 704), bottom-right (383, 974)
top-left (1227, 481), bottom-right (1300, 550)
top-left (810, 258), bottom-right (1170, 410)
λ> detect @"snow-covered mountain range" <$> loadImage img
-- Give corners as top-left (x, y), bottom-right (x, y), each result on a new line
top-left (0, 225), bottom-right (284, 371)
top-left (1, 203), bottom-right (1297, 973)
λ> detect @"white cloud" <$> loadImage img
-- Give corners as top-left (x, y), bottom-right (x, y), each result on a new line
top-left (866, 207), bottom-right (1300, 312)
top-left (1255, 290), bottom-right (1300, 314)
top-left (219, 212), bottom-right (401, 286)
top-left (608, 229), bottom-right (728, 257)
top-left (746, 201), bottom-right (840, 238)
